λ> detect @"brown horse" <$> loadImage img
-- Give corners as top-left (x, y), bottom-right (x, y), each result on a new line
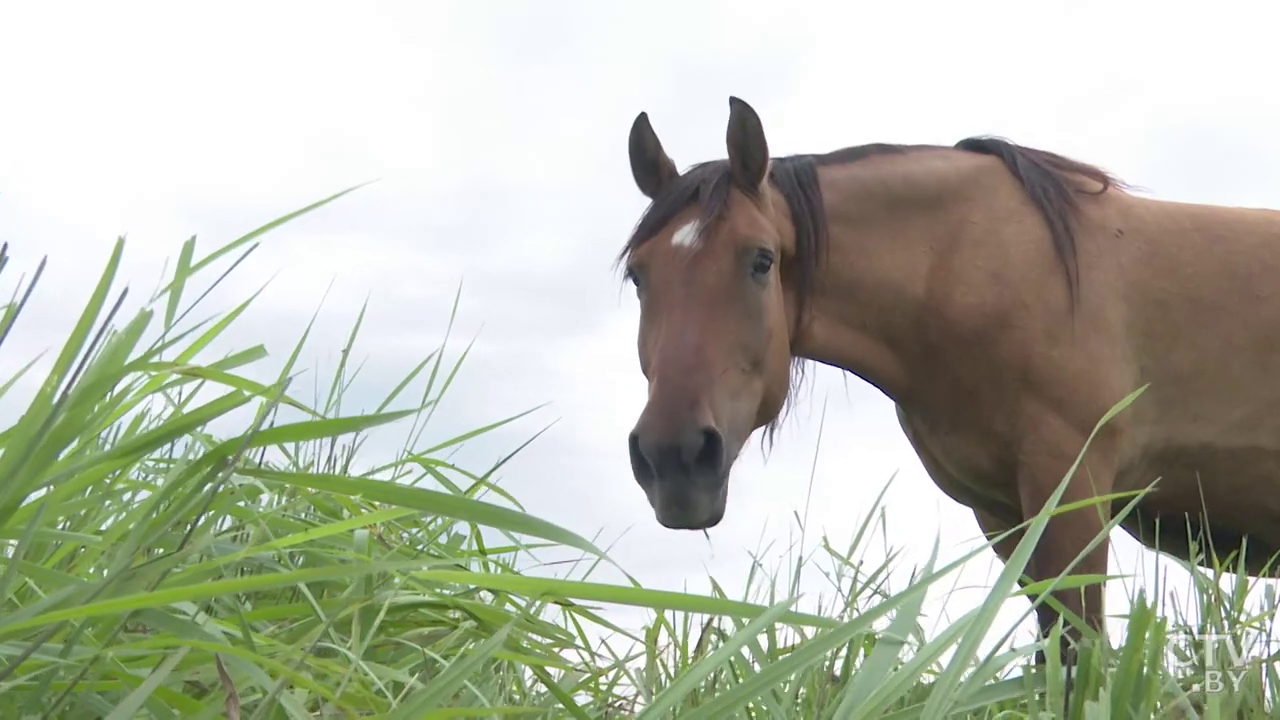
top-left (618, 96), bottom-right (1280, 657)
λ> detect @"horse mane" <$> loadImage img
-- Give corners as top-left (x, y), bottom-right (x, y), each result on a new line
top-left (617, 137), bottom-right (1124, 445)
top-left (954, 136), bottom-right (1126, 303)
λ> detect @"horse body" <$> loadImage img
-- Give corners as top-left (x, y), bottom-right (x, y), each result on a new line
top-left (618, 96), bottom-right (1280, 655)
top-left (1094, 194), bottom-right (1280, 570)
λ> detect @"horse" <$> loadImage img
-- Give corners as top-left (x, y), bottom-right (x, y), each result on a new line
top-left (616, 95), bottom-right (1280, 666)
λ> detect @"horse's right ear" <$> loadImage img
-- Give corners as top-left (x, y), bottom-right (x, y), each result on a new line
top-left (628, 111), bottom-right (679, 200)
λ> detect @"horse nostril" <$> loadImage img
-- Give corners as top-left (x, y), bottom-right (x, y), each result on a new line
top-left (631, 424), bottom-right (725, 485)
top-left (693, 426), bottom-right (725, 476)
top-left (629, 431), bottom-right (655, 485)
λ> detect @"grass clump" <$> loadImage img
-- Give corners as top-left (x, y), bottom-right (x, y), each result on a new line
top-left (1, 189), bottom-right (1278, 718)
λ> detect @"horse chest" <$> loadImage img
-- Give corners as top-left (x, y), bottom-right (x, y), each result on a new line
top-left (894, 405), bottom-right (1017, 514)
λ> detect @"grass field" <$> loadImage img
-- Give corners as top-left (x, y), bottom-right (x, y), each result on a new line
top-left (2, 190), bottom-right (1278, 719)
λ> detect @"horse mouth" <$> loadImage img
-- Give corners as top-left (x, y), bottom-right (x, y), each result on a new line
top-left (649, 475), bottom-right (728, 530)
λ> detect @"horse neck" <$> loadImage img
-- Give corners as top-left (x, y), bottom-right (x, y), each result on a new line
top-left (789, 150), bottom-right (990, 403)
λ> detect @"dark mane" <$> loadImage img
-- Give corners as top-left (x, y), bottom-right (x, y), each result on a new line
top-left (954, 136), bottom-right (1125, 303)
top-left (617, 137), bottom-right (1123, 443)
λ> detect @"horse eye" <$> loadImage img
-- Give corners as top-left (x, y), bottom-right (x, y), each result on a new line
top-left (751, 250), bottom-right (775, 277)
top-left (625, 268), bottom-right (643, 297)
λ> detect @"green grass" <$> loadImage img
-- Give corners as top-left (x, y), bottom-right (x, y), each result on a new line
top-left (2, 188), bottom-right (1279, 718)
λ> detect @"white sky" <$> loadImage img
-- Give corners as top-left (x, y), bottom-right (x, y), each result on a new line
top-left (4, 0), bottom-right (1280, 654)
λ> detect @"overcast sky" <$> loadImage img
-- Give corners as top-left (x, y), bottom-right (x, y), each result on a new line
top-left (4, 0), bottom-right (1280, 653)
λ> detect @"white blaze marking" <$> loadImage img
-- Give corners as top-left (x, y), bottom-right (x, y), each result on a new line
top-left (670, 219), bottom-right (702, 249)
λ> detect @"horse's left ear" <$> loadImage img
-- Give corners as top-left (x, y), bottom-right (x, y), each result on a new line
top-left (726, 96), bottom-right (770, 196)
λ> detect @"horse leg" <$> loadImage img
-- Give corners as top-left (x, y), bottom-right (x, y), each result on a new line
top-left (972, 508), bottom-right (1055, 663)
top-left (1016, 417), bottom-right (1115, 663)
top-left (1013, 414), bottom-right (1116, 715)
top-left (974, 508), bottom-right (1025, 566)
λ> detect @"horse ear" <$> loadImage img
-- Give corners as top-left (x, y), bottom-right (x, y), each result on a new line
top-left (629, 112), bottom-right (679, 200)
top-left (726, 96), bottom-right (769, 196)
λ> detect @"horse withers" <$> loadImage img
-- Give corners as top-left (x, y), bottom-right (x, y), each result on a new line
top-left (617, 96), bottom-right (1280, 662)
